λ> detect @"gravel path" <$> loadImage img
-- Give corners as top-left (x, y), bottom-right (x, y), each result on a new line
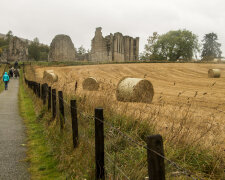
top-left (0, 79), bottom-right (30, 180)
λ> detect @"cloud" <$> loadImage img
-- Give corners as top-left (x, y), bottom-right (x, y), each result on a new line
top-left (0, 0), bottom-right (224, 55)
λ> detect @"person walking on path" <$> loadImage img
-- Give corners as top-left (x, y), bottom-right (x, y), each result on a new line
top-left (3, 72), bottom-right (10, 90)
top-left (14, 61), bottom-right (19, 69)
top-left (9, 67), bottom-right (14, 78)
top-left (14, 69), bottom-right (20, 78)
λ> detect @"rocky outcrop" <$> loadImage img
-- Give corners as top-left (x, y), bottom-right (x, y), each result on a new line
top-left (0, 50), bottom-right (8, 62)
top-left (48, 34), bottom-right (76, 61)
top-left (91, 27), bottom-right (139, 62)
top-left (7, 36), bottom-right (28, 62)
top-left (0, 36), bottom-right (28, 62)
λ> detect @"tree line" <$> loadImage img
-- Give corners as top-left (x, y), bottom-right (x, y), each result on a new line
top-left (140, 30), bottom-right (222, 61)
top-left (1, 30), bottom-right (223, 62)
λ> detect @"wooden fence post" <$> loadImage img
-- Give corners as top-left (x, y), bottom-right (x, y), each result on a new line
top-left (58, 91), bottom-right (65, 130)
top-left (38, 83), bottom-right (41, 98)
top-left (33, 82), bottom-right (36, 95)
top-left (41, 84), bottom-right (44, 99)
top-left (70, 100), bottom-right (78, 148)
top-left (147, 134), bottom-right (165, 180)
top-left (52, 89), bottom-right (56, 119)
top-left (48, 86), bottom-right (51, 111)
top-left (35, 82), bottom-right (38, 95)
top-left (95, 108), bottom-right (105, 180)
top-left (42, 83), bottom-right (48, 105)
top-left (32, 81), bottom-right (36, 94)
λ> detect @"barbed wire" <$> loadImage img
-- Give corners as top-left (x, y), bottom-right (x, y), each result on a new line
top-left (61, 99), bottom-right (202, 180)
top-left (24, 77), bottom-right (204, 180)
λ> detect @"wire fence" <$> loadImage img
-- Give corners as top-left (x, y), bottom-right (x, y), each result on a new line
top-left (23, 64), bottom-right (204, 180)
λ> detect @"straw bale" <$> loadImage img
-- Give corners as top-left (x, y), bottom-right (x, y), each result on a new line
top-left (208, 69), bottom-right (221, 78)
top-left (116, 77), bottom-right (154, 103)
top-left (82, 77), bottom-right (99, 91)
top-left (43, 70), bottom-right (58, 82)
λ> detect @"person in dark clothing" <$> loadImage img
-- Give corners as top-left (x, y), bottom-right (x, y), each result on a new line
top-left (8, 68), bottom-right (14, 78)
top-left (3, 72), bottom-right (10, 90)
top-left (14, 69), bottom-right (20, 78)
top-left (14, 61), bottom-right (18, 69)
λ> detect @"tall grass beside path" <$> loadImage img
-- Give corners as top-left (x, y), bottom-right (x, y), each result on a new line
top-left (19, 72), bottom-right (66, 179)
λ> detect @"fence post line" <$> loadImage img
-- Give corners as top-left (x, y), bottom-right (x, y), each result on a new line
top-left (48, 86), bottom-right (52, 111)
top-left (70, 100), bottom-right (78, 148)
top-left (147, 134), bottom-right (165, 180)
top-left (95, 108), bottom-right (105, 180)
top-left (58, 91), bottom-right (65, 130)
top-left (52, 89), bottom-right (56, 119)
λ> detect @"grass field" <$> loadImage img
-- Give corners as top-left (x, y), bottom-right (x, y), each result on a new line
top-left (27, 63), bottom-right (225, 179)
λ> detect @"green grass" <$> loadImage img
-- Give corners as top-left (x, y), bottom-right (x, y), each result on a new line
top-left (0, 81), bottom-right (4, 92)
top-left (0, 64), bottom-right (8, 93)
top-left (19, 73), bottom-right (66, 179)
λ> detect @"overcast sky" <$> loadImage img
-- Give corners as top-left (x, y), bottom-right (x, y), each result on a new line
top-left (1, 0), bottom-right (225, 56)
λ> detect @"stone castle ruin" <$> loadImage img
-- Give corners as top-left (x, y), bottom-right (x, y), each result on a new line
top-left (0, 36), bottom-right (28, 62)
top-left (91, 27), bottom-right (139, 62)
top-left (48, 34), bottom-right (76, 61)
top-left (47, 28), bottom-right (139, 62)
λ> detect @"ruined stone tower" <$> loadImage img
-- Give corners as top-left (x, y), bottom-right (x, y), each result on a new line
top-left (91, 27), bottom-right (139, 62)
top-left (48, 34), bottom-right (76, 61)
top-left (7, 36), bottom-right (28, 62)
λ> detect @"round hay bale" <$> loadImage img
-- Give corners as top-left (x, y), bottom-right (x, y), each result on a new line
top-left (43, 70), bottom-right (58, 82)
top-left (116, 77), bottom-right (154, 103)
top-left (43, 70), bottom-right (54, 77)
top-left (208, 69), bottom-right (221, 78)
top-left (82, 77), bottom-right (99, 91)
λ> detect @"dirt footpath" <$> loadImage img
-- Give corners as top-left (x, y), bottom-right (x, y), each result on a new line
top-left (0, 79), bottom-right (29, 179)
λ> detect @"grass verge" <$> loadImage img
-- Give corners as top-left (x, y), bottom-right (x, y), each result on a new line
top-left (0, 64), bottom-right (8, 93)
top-left (19, 73), bottom-right (66, 179)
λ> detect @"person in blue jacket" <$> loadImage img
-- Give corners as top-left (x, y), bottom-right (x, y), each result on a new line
top-left (3, 72), bottom-right (10, 90)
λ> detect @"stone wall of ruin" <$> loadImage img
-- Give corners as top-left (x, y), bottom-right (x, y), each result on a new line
top-left (48, 34), bottom-right (76, 61)
top-left (90, 27), bottom-right (139, 62)
top-left (2, 36), bottom-right (29, 62)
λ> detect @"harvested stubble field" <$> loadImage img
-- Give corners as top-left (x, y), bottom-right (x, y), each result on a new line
top-left (34, 63), bottom-right (225, 151)
top-left (34, 63), bottom-right (225, 173)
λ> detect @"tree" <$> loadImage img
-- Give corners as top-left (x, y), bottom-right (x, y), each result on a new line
top-left (76, 45), bottom-right (86, 55)
top-left (141, 32), bottom-right (159, 60)
top-left (142, 30), bottom-right (199, 61)
top-left (0, 38), bottom-right (8, 48)
top-left (201, 33), bottom-right (222, 61)
top-left (33, 37), bottom-right (39, 44)
top-left (6, 30), bottom-right (13, 42)
top-left (39, 44), bottom-right (49, 60)
top-left (28, 37), bottom-right (40, 61)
